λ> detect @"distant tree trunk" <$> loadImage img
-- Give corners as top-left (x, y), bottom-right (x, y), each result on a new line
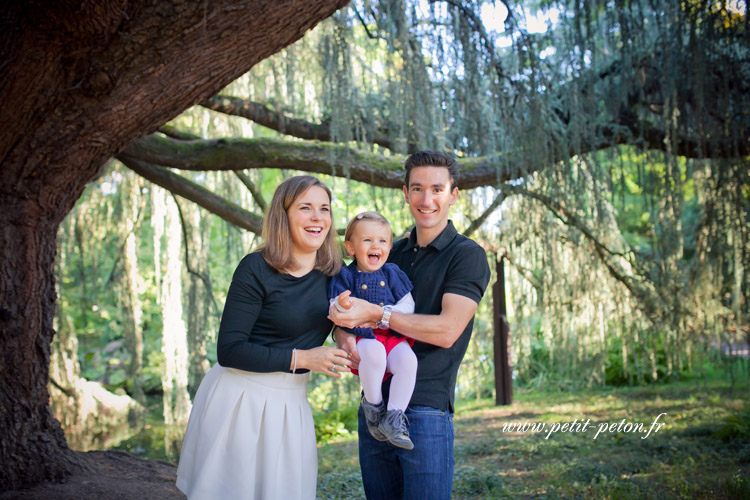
top-left (152, 183), bottom-right (165, 308)
top-left (158, 189), bottom-right (192, 457)
top-left (49, 310), bottom-right (143, 452)
top-left (494, 256), bottom-right (513, 406)
top-left (121, 172), bottom-right (145, 404)
top-left (184, 200), bottom-right (212, 396)
top-left (50, 216), bottom-right (144, 451)
top-left (73, 212), bottom-right (89, 328)
top-left (49, 301), bottom-right (82, 444)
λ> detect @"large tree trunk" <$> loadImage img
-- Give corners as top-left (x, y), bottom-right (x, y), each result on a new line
top-left (0, 211), bottom-right (80, 488)
top-left (0, 0), bottom-right (347, 491)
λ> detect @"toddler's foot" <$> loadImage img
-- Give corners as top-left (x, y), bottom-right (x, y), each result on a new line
top-left (361, 397), bottom-right (387, 441)
top-left (380, 409), bottom-right (414, 450)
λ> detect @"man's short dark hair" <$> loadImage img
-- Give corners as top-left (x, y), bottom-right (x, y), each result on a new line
top-left (404, 150), bottom-right (460, 189)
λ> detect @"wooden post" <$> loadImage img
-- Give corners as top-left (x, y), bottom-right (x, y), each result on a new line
top-left (494, 256), bottom-right (513, 405)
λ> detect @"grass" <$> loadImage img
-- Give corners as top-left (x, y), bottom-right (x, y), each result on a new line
top-left (316, 379), bottom-right (750, 499)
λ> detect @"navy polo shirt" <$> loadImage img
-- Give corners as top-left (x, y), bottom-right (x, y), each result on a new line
top-left (383, 220), bottom-right (491, 412)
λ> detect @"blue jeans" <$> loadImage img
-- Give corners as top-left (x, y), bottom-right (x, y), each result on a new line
top-left (358, 404), bottom-right (455, 500)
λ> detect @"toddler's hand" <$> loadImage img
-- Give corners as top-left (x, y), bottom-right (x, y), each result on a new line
top-left (335, 290), bottom-right (353, 311)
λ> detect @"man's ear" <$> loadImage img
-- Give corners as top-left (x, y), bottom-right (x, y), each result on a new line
top-left (449, 186), bottom-right (459, 205)
top-left (402, 185), bottom-right (409, 203)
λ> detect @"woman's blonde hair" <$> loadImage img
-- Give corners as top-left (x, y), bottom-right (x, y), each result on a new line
top-left (344, 211), bottom-right (392, 243)
top-left (260, 175), bottom-right (341, 276)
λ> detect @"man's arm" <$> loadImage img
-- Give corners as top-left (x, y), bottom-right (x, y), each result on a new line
top-left (329, 292), bottom-right (478, 349)
top-left (391, 293), bottom-right (478, 348)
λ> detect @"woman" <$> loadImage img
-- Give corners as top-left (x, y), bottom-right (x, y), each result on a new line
top-left (176, 175), bottom-right (352, 500)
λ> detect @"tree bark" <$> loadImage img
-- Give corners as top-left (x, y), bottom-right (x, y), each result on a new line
top-left (119, 133), bottom-right (539, 189)
top-left (0, 212), bottom-right (81, 488)
top-left (0, 0), bottom-right (347, 490)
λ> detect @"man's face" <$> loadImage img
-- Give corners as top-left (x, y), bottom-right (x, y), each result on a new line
top-left (402, 166), bottom-right (458, 233)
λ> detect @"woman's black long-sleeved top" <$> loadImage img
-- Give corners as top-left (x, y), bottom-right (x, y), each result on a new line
top-left (216, 252), bottom-right (333, 373)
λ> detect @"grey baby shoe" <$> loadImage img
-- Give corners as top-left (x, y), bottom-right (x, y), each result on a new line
top-left (379, 409), bottom-right (414, 450)
top-left (361, 396), bottom-right (388, 441)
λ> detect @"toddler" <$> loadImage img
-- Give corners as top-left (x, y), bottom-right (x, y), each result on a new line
top-left (329, 211), bottom-right (417, 450)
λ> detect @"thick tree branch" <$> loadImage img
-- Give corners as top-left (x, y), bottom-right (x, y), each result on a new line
top-left (153, 129), bottom-right (270, 212)
top-left (158, 125), bottom-right (200, 141)
top-left (118, 157), bottom-right (263, 234)
top-left (202, 95), bottom-right (393, 149)
top-left (120, 133), bottom-right (538, 189)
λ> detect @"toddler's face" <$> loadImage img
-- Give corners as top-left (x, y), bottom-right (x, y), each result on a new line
top-left (345, 220), bottom-right (392, 272)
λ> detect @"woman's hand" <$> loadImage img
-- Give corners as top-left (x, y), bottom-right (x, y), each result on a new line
top-left (328, 296), bottom-right (380, 329)
top-left (295, 346), bottom-right (352, 378)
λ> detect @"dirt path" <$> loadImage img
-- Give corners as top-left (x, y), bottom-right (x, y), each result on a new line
top-left (2, 450), bottom-right (183, 500)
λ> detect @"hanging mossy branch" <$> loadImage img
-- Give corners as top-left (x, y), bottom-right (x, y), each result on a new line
top-left (497, 183), bottom-right (669, 324)
top-left (121, 133), bottom-right (536, 189)
top-left (602, 108), bottom-right (750, 160)
top-left (199, 94), bottom-right (748, 174)
top-left (463, 191), bottom-right (505, 239)
top-left (118, 156), bottom-right (263, 234)
top-left (499, 249), bottom-right (543, 292)
top-left (433, 0), bottom-right (509, 84)
top-left (201, 95), bottom-right (393, 150)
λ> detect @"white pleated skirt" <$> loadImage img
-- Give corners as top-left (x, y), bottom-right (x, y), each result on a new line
top-left (176, 364), bottom-right (317, 500)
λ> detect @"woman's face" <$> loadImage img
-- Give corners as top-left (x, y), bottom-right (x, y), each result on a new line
top-left (287, 185), bottom-right (332, 257)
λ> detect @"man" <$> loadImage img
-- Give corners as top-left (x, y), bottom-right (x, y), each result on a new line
top-left (331, 150), bottom-right (491, 499)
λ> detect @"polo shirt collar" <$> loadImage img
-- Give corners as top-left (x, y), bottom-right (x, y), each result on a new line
top-left (401, 220), bottom-right (458, 252)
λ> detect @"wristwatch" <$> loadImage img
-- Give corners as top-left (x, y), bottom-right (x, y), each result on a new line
top-left (377, 305), bottom-right (393, 330)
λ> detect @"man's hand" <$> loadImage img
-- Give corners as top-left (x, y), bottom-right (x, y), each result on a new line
top-left (329, 296), bottom-right (380, 329)
top-left (333, 328), bottom-right (360, 371)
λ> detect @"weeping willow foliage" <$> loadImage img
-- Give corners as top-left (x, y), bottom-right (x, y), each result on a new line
top-left (50, 5), bottom-right (748, 453)
top-left (140, 0), bottom-right (748, 393)
top-left (228, 0), bottom-right (748, 387)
